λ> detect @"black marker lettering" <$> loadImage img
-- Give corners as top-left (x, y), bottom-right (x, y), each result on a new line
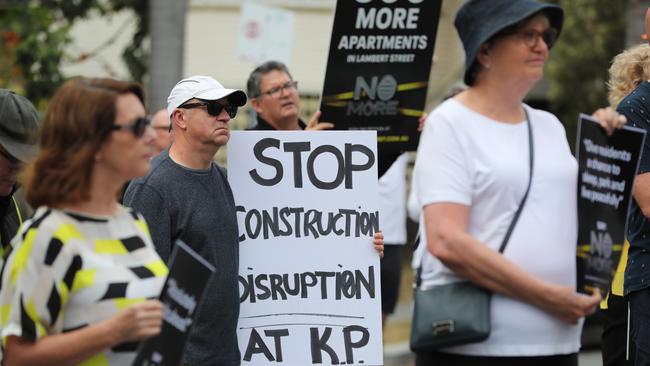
top-left (249, 138), bottom-right (283, 186)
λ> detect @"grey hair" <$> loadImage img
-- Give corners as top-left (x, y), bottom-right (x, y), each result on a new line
top-left (246, 60), bottom-right (293, 98)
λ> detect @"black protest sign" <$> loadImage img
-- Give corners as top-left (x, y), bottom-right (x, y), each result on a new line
top-left (319, 0), bottom-right (442, 155)
top-left (132, 240), bottom-right (215, 366)
top-left (576, 115), bottom-right (645, 294)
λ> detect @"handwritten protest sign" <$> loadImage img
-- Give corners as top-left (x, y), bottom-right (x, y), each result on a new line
top-left (228, 131), bottom-right (382, 366)
top-left (133, 240), bottom-right (215, 366)
top-left (576, 114), bottom-right (645, 294)
top-left (319, 0), bottom-right (442, 155)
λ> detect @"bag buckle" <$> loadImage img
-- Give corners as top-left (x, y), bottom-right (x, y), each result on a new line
top-left (432, 320), bottom-right (455, 335)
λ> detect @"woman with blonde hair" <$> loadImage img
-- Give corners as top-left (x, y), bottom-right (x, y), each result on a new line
top-left (0, 78), bottom-right (166, 365)
top-left (609, 31), bottom-right (650, 366)
top-left (599, 42), bottom-right (650, 366)
top-left (608, 44), bottom-right (650, 108)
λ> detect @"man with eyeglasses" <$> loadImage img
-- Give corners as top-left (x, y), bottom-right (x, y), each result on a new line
top-left (0, 90), bottom-right (38, 260)
top-left (246, 60), bottom-right (333, 131)
top-left (150, 108), bottom-right (172, 155)
top-left (123, 75), bottom-right (246, 366)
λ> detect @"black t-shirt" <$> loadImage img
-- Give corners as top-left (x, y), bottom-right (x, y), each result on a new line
top-left (247, 115), bottom-right (306, 130)
top-left (621, 81), bottom-right (650, 295)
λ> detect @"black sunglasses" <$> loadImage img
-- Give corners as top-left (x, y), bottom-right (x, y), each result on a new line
top-left (109, 116), bottom-right (151, 138)
top-left (179, 100), bottom-right (238, 118)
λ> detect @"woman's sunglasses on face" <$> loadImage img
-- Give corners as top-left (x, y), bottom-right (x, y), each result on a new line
top-left (110, 115), bottom-right (151, 138)
top-left (179, 100), bottom-right (238, 119)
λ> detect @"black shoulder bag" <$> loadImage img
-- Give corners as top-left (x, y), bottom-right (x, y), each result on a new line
top-left (410, 109), bottom-right (534, 351)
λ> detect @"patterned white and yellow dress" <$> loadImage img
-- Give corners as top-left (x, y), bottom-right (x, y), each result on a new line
top-left (0, 206), bottom-right (168, 365)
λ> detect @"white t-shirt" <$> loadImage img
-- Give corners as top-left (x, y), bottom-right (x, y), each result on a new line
top-left (413, 99), bottom-right (581, 356)
top-left (378, 153), bottom-right (409, 244)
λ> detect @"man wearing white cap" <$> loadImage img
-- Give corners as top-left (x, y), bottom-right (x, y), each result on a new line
top-left (123, 75), bottom-right (247, 365)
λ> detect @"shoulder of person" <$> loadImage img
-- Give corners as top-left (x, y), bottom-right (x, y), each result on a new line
top-left (524, 105), bottom-right (564, 131)
top-left (618, 83), bottom-right (650, 118)
top-left (423, 99), bottom-right (462, 130)
top-left (213, 163), bottom-right (228, 178)
top-left (13, 207), bottom-right (71, 247)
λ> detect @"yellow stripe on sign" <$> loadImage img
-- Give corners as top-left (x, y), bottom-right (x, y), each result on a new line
top-left (145, 260), bottom-right (168, 277)
top-left (71, 269), bottom-right (96, 293)
top-left (396, 81), bottom-right (428, 92)
top-left (9, 229), bottom-right (37, 285)
top-left (114, 298), bottom-right (144, 311)
top-left (576, 244), bottom-right (590, 253)
top-left (95, 239), bottom-right (127, 254)
top-left (399, 108), bottom-right (424, 117)
top-left (324, 102), bottom-right (347, 108)
top-left (322, 91), bottom-right (355, 102)
top-left (78, 352), bottom-right (110, 366)
top-left (54, 224), bottom-right (83, 244)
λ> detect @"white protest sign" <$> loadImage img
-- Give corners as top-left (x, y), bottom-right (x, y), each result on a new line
top-left (237, 1), bottom-right (294, 65)
top-left (228, 131), bottom-right (383, 366)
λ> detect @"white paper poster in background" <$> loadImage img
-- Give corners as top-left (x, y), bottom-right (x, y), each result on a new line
top-left (228, 131), bottom-right (383, 366)
top-left (237, 1), bottom-right (294, 65)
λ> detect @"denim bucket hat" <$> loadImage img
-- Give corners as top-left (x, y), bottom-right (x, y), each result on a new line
top-left (455, 0), bottom-right (564, 85)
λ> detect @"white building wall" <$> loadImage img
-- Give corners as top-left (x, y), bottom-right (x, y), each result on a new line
top-left (61, 10), bottom-right (138, 80)
top-left (184, 1), bottom-right (334, 94)
top-left (61, 0), bottom-right (465, 109)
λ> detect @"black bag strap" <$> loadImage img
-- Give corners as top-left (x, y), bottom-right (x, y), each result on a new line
top-left (414, 107), bottom-right (534, 288)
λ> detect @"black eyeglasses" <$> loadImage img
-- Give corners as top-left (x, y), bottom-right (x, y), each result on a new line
top-left (504, 28), bottom-right (558, 49)
top-left (258, 81), bottom-right (298, 99)
top-left (179, 100), bottom-right (238, 118)
top-left (110, 116), bottom-right (151, 138)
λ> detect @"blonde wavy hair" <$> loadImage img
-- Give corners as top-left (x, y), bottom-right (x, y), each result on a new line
top-left (608, 43), bottom-right (650, 107)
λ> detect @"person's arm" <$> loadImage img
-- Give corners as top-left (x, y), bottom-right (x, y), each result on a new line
top-left (4, 300), bottom-right (163, 366)
top-left (305, 111), bottom-right (334, 131)
top-left (123, 182), bottom-right (174, 263)
top-left (633, 174), bottom-right (650, 217)
top-left (423, 202), bottom-right (600, 324)
top-left (617, 100), bottom-right (650, 215)
top-left (373, 231), bottom-right (384, 258)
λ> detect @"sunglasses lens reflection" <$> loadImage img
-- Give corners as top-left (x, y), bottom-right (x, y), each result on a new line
top-left (206, 103), bottom-right (237, 118)
top-left (134, 117), bottom-right (149, 138)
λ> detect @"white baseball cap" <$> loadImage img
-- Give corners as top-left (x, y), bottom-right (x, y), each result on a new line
top-left (166, 75), bottom-right (247, 116)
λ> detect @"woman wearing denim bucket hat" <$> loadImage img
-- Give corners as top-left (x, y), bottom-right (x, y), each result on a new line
top-left (412, 0), bottom-right (626, 365)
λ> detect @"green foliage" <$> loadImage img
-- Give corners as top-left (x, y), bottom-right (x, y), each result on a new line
top-left (546, 0), bottom-right (627, 147)
top-left (0, 0), bottom-right (147, 107)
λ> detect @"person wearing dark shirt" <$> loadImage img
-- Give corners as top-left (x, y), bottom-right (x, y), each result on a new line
top-left (0, 90), bottom-right (39, 258)
top-left (246, 61), bottom-right (333, 132)
top-left (124, 75), bottom-right (247, 366)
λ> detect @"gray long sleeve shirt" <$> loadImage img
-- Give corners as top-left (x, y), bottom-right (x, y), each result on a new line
top-left (123, 149), bottom-right (240, 366)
